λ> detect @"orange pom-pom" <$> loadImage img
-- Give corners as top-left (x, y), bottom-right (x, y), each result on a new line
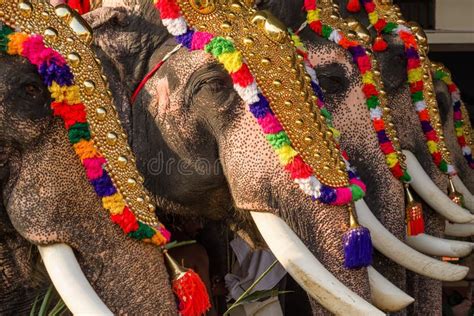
top-left (373, 36), bottom-right (388, 52)
top-left (347, 0), bottom-right (361, 12)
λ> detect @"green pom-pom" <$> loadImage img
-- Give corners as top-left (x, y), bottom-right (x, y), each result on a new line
top-left (400, 170), bottom-right (412, 183)
top-left (383, 22), bottom-right (398, 33)
top-left (68, 123), bottom-right (91, 143)
top-left (204, 37), bottom-right (235, 57)
top-left (320, 108), bottom-right (333, 120)
top-left (266, 131), bottom-right (291, 149)
top-left (128, 222), bottom-right (155, 240)
top-left (439, 160), bottom-right (448, 173)
top-left (322, 25), bottom-right (333, 39)
top-left (411, 91), bottom-right (424, 102)
top-left (455, 121), bottom-right (464, 128)
top-left (433, 70), bottom-right (447, 81)
top-left (0, 26), bottom-right (14, 52)
top-left (350, 184), bottom-right (365, 201)
top-left (366, 96), bottom-right (380, 109)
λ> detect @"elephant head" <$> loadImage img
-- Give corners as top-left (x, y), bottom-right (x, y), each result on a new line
top-left (430, 63), bottom-right (474, 202)
top-left (0, 5), bottom-right (177, 314)
top-left (86, 0), bottom-right (469, 314)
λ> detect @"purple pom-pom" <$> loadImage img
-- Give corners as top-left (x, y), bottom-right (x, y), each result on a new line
top-left (176, 29), bottom-right (194, 49)
top-left (405, 47), bottom-right (419, 59)
top-left (90, 172), bottom-right (117, 197)
top-left (421, 121), bottom-right (433, 132)
top-left (39, 61), bottom-right (74, 86)
top-left (343, 226), bottom-right (373, 269)
top-left (249, 95), bottom-right (272, 118)
top-left (377, 130), bottom-right (390, 143)
top-left (318, 186), bottom-right (337, 204)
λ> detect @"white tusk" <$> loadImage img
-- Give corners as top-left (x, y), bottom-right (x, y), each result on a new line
top-left (250, 211), bottom-right (384, 315)
top-left (445, 221), bottom-right (474, 237)
top-left (355, 200), bottom-right (469, 281)
top-left (367, 266), bottom-right (414, 312)
top-left (38, 244), bottom-right (113, 316)
top-left (405, 233), bottom-right (473, 258)
top-left (452, 175), bottom-right (474, 212)
top-left (403, 150), bottom-right (474, 223)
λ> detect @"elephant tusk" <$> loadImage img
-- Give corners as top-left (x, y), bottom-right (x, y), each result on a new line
top-left (452, 175), bottom-right (474, 212)
top-left (445, 221), bottom-right (474, 237)
top-left (405, 233), bottom-right (473, 258)
top-left (403, 150), bottom-right (474, 223)
top-left (367, 266), bottom-right (414, 312)
top-left (355, 200), bottom-right (469, 281)
top-left (38, 244), bottom-right (113, 315)
top-left (251, 211), bottom-right (386, 315)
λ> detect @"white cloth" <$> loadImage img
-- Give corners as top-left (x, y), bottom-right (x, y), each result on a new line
top-left (225, 237), bottom-right (287, 301)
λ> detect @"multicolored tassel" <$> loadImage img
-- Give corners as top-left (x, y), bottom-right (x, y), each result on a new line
top-left (164, 251), bottom-right (211, 316)
top-left (343, 206), bottom-right (373, 269)
top-left (448, 177), bottom-right (465, 207)
top-left (404, 184), bottom-right (425, 236)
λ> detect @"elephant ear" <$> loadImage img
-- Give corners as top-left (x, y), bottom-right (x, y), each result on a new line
top-left (433, 79), bottom-right (451, 125)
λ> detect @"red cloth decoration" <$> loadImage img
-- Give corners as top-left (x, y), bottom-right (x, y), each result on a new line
top-left (67, 0), bottom-right (90, 15)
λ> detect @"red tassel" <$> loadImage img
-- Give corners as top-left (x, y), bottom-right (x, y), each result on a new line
top-left (172, 270), bottom-right (211, 316)
top-left (346, 0), bottom-right (361, 12)
top-left (373, 36), bottom-right (388, 52)
top-left (405, 185), bottom-right (425, 236)
top-left (164, 251), bottom-right (211, 316)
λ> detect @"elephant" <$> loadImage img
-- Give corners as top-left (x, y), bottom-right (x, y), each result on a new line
top-left (0, 8), bottom-right (180, 316)
top-left (254, 0), bottom-right (474, 314)
top-left (1, 0), bottom-right (468, 314)
top-left (0, 1), bottom-right (379, 314)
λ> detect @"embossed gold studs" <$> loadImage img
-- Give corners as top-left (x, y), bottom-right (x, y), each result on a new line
top-left (261, 57), bottom-right (271, 66)
top-left (67, 53), bottom-right (81, 67)
top-left (106, 132), bottom-right (118, 145)
top-left (117, 156), bottom-right (128, 167)
top-left (189, 0), bottom-right (216, 14)
top-left (18, 1), bottom-right (32, 17)
top-left (54, 5), bottom-right (73, 23)
top-left (83, 80), bottom-right (96, 94)
top-left (243, 36), bottom-right (254, 45)
top-left (44, 27), bottom-right (58, 42)
top-left (221, 21), bottom-right (231, 31)
top-left (95, 107), bottom-right (107, 120)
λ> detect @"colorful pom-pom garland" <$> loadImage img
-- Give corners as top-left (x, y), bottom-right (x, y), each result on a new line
top-left (356, 0), bottom-right (456, 176)
top-left (434, 69), bottom-right (474, 169)
top-left (155, 0), bottom-right (367, 205)
top-left (303, 0), bottom-right (411, 183)
top-left (0, 26), bottom-right (171, 246)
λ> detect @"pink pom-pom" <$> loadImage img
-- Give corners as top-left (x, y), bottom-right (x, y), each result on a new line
top-left (257, 113), bottom-right (284, 134)
top-left (191, 32), bottom-right (214, 50)
top-left (83, 157), bottom-right (106, 180)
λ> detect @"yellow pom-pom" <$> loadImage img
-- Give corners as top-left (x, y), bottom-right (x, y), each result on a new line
top-left (102, 193), bottom-right (126, 215)
top-left (455, 127), bottom-right (464, 137)
top-left (407, 68), bottom-right (422, 83)
top-left (275, 145), bottom-right (298, 165)
top-left (386, 153), bottom-right (399, 168)
top-left (307, 9), bottom-right (321, 23)
top-left (362, 71), bottom-right (375, 85)
top-left (368, 12), bottom-right (378, 25)
top-left (217, 51), bottom-right (243, 74)
top-left (427, 140), bottom-right (438, 153)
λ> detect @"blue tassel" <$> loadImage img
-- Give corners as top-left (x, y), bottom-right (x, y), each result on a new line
top-left (342, 215), bottom-right (373, 269)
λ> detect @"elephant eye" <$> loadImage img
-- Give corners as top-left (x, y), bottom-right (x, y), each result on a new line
top-left (23, 83), bottom-right (42, 99)
top-left (314, 63), bottom-right (348, 96)
top-left (317, 75), bottom-right (345, 95)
